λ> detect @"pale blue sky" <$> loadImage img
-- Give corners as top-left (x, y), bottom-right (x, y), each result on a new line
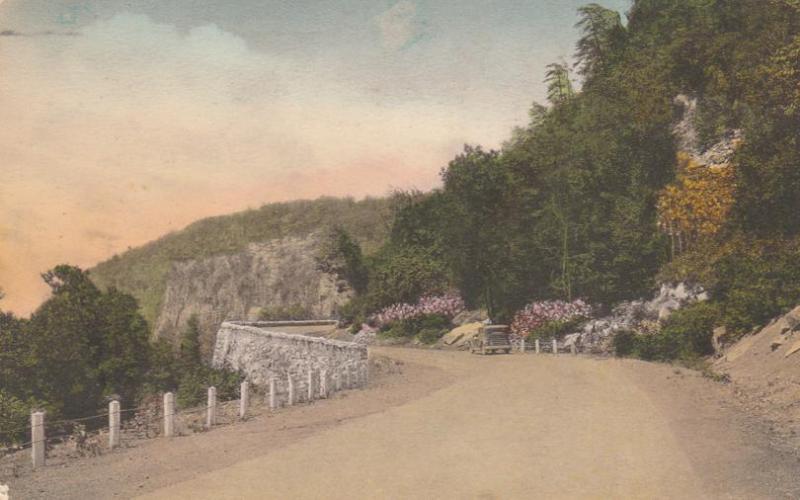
top-left (0, 0), bottom-right (630, 313)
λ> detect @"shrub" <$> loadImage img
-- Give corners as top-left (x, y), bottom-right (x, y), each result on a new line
top-left (0, 390), bottom-right (31, 446)
top-left (510, 300), bottom-right (593, 338)
top-left (531, 318), bottom-right (584, 340)
top-left (613, 302), bottom-right (719, 362)
top-left (371, 294), bottom-right (465, 328)
top-left (379, 313), bottom-right (451, 344)
top-left (659, 302), bottom-right (719, 360)
top-left (176, 366), bottom-right (242, 408)
top-left (258, 304), bottom-right (311, 321)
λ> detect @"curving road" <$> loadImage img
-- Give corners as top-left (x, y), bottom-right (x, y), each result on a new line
top-left (139, 348), bottom-right (800, 499)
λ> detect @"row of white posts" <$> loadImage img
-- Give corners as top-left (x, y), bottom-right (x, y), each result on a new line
top-left (518, 338), bottom-right (578, 355)
top-left (29, 360), bottom-right (369, 469)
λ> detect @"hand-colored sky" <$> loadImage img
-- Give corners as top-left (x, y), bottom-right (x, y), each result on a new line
top-left (0, 0), bottom-right (630, 315)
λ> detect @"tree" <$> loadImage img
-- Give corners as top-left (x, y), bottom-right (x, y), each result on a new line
top-left (658, 153), bottom-right (736, 256)
top-left (440, 146), bottom-right (513, 318)
top-left (315, 227), bottom-right (369, 294)
top-left (179, 314), bottom-right (202, 370)
top-left (544, 63), bottom-right (574, 105)
top-left (574, 3), bottom-right (625, 78)
top-left (9, 265), bottom-right (155, 418)
top-left (95, 288), bottom-right (152, 403)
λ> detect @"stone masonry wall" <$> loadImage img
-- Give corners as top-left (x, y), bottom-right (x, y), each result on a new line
top-left (211, 321), bottom-right (367, 392)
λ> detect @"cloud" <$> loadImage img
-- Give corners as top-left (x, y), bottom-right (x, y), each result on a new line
top-left (0, 29), bottom-right (79, 36)
top-left (1, 11), bottom-right (510, 315)
top-left (374, 1), bottom-right (421, 51)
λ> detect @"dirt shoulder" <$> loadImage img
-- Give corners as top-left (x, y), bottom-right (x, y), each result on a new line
top-left (4, 355), bottom-right (452, 500)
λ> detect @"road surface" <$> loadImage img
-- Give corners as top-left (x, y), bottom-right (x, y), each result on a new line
top-left (137, 348), bottom-right (800, 499)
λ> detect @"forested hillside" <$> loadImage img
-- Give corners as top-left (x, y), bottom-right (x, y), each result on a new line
top-left (91, 197), bottom-right (393, 327)
top-left (345, 0), bottom-right (800, 346)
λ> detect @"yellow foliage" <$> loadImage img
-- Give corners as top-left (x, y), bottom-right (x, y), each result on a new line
top-left (658, 153), bottom-right (735, 253)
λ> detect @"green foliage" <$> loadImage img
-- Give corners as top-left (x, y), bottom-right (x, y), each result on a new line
top-left (258, 304), bottom-right (312, 321)
top-left (574, 3), bottom-right (625, 78)
top-left (1, 266), bottom-right (154, 424)
top-left (379, 314), bottom-right (451, 344)
top-left (174, 314), bottom-right (241, 408)
top-left (440, 146), bottom-right (514, 318)
top-left (346, 191), bottom-right (452, 320)
top-left (176, 366), bottom-right (241, 408)
top-left (144, 338), bottom-right (180, 394)
top-left (0, 390), bottom-right (34, 445)
top-left (179, 315), bottom-right (203, 369)
top-left (91, 197), bottom-right (392, 327)
top-left (315, 226), bottom-right (369, 294)
top-left (663, 236), bottom-right (800, 338)
top-left (614, 302), bottom-right (718, 361)
top-left (544, 63), bottom-right (574, 105)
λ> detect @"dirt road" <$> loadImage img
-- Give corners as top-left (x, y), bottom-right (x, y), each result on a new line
top-left (135, 348), bottom-right (800, 500)
top-left (8, 348), bottom-right (800, 499)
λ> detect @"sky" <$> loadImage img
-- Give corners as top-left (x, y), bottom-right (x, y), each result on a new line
top-left (0, 0), bottom-right (630, 315)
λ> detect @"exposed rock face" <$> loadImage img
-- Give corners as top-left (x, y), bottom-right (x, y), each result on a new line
top-left (154, 235), bottom-right (353, 355)
top-left (212, 321), bottom-right (366, 390)
top-left (673, 94), bottom-right (742, 167)
top-left (570, 283), bottom-right (707, 353)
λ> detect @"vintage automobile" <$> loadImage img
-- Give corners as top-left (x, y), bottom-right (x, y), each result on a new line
top-left (469, 324), bottom-right (512, 355)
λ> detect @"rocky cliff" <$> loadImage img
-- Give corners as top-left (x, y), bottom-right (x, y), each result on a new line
top-left (154, 234), bottom-right (353, 356)
top-left (90, 197), bottom-right (391, 352)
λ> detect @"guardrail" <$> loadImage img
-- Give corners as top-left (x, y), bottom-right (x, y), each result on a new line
top-left (516, 338), bottom-right (579, 355)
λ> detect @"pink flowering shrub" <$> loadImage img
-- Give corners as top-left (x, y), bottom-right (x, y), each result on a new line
top-left (510, 300), bottom-right (593, 338)
top-left (371, 293), bottom-right (465, 328)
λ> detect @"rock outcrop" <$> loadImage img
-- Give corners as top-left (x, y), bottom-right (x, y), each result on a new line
top-left (568, 283), bottom-right (707, 353)
top-left (154, 235), bottom-right (353, 356)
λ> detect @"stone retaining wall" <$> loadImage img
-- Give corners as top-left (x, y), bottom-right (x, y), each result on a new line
top-left (211, 321), bottom-right (367, 388)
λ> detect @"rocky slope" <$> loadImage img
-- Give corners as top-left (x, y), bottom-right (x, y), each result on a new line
top-left (713, 306), bottom-right (800, 450)
top-left (90, 197), bottom-right (391, 350)
top-left (153, 235), bottom-right (353, 356)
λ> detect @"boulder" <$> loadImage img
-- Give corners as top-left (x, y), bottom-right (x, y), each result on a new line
top-left (441, 322), bottom-right (482, 348)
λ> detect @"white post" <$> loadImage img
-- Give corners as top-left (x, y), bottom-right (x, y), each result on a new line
top-left (520, 338), bottom-right (526, 353)
top-left (163, 392), bottom-right (175, 438)
top-left (206, 386), bottom-right (217, 428)
top-left (571, 343), bottom-right (577, 355)
top-left (320, 369), bottom-right (328, 398)
top-left (553, 338), bottom-right (558, 355)
top-left (239, 381), bottom-right (249, 419)
top-left (335, 370), bottom-right (342, 392)
top-left (109, 400), bottom-right (120, 449)
top-left (31, 411), bottom-right (45, 468)
top-left (535, 339), bottom-right (540, 354)
top-left (269, 378), bottom-right (277, 410)
top-left (307, 368), bottom-right (314, 402)
top-left (287, 374), bottom-right (295, 406)
top-left (346, 365), bottom-right (352, 389)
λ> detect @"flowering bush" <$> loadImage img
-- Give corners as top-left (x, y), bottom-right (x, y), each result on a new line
top-left (371, 293), bottom-right (465, 328)
top-left (510, 300), bottom-right (593, 338)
